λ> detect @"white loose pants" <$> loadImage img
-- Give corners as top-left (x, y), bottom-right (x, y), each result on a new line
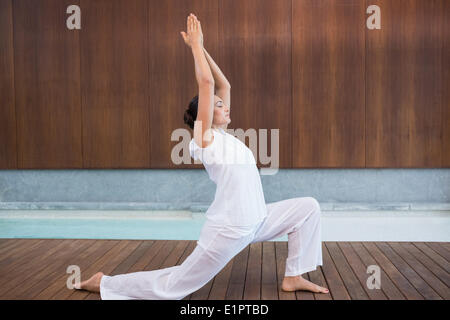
top-left (99, 196), bottom-right (323, 300)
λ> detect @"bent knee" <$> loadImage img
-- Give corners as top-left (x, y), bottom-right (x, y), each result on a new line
top-left (304, 196), bottom-right (321, 215)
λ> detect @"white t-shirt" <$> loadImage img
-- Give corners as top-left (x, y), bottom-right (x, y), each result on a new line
top-left (189, 127), bottom-right (268, 227)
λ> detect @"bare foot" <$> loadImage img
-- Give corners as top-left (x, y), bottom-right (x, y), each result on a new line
top-left (74, 272), bottom-right (104, 293)
top-left (281, 275), bottom-right (329, 293)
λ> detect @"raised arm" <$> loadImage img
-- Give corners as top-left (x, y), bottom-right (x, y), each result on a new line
top-left (183, 14), bottom-right (215, 148)
top-left (203, 47), bottom-right (231, 116)
top-left (181, 14), bottom-right (231, 130)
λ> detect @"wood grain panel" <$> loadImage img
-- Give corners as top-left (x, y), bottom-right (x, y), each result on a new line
top-left (363, 242), bottom-right (423, 299)
top-left (81, 0), bottom-right (150, 168)
top-left (389, 242), bottom-right (449, 299)
top-left (149, 0), bottom-right (219, 168)
top-left (261, 242), bottom-right (278, 299)
top-left (2, 239), bottom-right (448, 300)
top-left (208, 259), bottom-right (234, 299)
top-left (275, 242), bottom-right (296, 300)
top-left (7, 0), bottom-right (448, 169)
top-left (442, 0), bottom-right (450, 167)
top-left (226, 245), bottom-right (249, 299)
top-left (219, 0), bottom-right (292, 168)
top-left (350, 241), bottom-right (405, 299)
top-left (366, 0), bottom-right (443, 167)
top-left (293, 0), bottom-right (365, 167)
top-left (326, 242), bottom-right (369, 299)
top-left (0, 0), bottom-right (17, 168)
top-left (34, 240), bottom-right (118, 299)
top-left (13, 0), bottom-right (82, 168)
top-left (243, 242), bottom-right (261, 299)
top-left (338, 242), bottom-right (387, 300)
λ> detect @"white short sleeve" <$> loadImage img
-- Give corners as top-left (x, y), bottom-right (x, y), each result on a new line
top-left (189, 133), bottom-right (218, 165)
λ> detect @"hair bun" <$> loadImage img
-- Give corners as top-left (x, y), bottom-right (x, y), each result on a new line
top-left (184, 109), bottom-right (194, 129)
top-left (184, 95), bottom-right (199, 130)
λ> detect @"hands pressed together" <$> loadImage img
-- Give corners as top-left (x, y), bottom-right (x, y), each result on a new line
top-left (180, 13), bottom-right (203, 48)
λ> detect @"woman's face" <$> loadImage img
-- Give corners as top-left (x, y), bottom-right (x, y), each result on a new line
top-left (212, 95), bottom-right (231, 126)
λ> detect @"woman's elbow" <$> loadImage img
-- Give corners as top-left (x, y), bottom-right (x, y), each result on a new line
top-left (198, 78), bottom-right (215, 86)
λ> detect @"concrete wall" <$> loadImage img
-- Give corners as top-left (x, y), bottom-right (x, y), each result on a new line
top-left (1, 169), bottom-right (449, 211)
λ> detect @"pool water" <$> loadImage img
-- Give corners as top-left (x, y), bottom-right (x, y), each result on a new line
top-left (0, 210), bottom-right (449, 241)
top-left (0, 217), bottom-right (207, 240)
top-left (0, 210), bottom-right (289, 241)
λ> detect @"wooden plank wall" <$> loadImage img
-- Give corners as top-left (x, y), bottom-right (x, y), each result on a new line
top-left (80, 0), bottom-right (150, 168)
top-left (0, 0), bottom-right (448, 169)
top-left (292, 0), bottom-right (366, 168)
top-left (0, 0), bottom-right (17, 168)
top-left (219, 0), bottom-right (292, 168)
top-left (442, 0), bottom-right (450, 167)
top-left (365, 0), bottom-right (443, 167)
top-left (13, 0), bottom-right (83, 168)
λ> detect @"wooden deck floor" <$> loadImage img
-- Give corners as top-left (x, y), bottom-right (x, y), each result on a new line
top-left (0, 239), bottom-right (448, 300)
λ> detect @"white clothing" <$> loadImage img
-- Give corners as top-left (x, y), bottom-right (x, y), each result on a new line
top-left (100, 196), bottom-right (323, 300)
top-left (99, 128), bottom-right (323, 300)
top-left (189, 127), bottom-right (267, 227)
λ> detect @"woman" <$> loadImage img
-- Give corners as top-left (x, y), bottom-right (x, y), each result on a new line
top-left (76, 13), bottom-right (328, 299)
